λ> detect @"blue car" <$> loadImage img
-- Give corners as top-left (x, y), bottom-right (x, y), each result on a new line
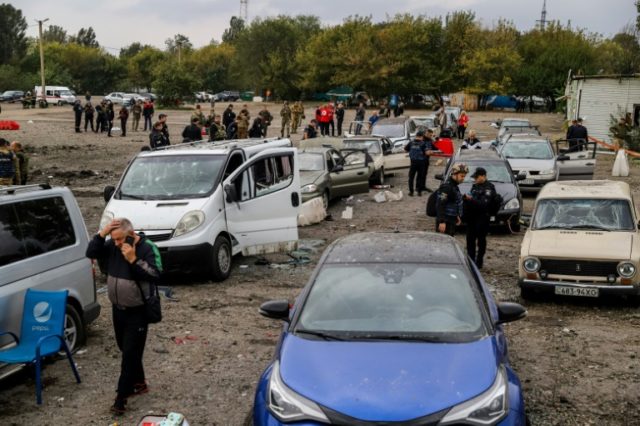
top-left (250, 232), bottom-right (528, 425)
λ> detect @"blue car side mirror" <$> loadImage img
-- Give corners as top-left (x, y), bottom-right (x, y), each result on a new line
top-left (259, 300), bottom-right (290, 322)
top-left (496, 302), bottom-right (527, 324)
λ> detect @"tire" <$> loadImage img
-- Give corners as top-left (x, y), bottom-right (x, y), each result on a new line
top-left (375, 167), bottom-right (385, 185)
top-left (322, 191), bottom-right (330, 211)
top-left (509, 217), bottom-right (521, 233)
top-left (64, 304), bottom-right (86, 353)
top-left (57, 100), bottom-right (63, 106)
top-left (210, 235), bottom-right (232, 281)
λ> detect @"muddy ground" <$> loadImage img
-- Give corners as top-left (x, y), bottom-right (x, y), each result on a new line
top-left (0, 100), bottom-right (639, 426)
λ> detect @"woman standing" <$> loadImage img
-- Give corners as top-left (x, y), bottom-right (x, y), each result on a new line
top-left (457, 111), bottom-right (469, 140)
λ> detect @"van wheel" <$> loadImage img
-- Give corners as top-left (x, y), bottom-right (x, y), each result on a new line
top-left (373, 167), bottom-right (384, 185)
top-left (64, 304), bottom-right (86, 353)
top-left (211, 235), bottom-right (232, 281)
top-left (322, 191), bottom-right (330, 211)
top-left (57, 100), bottom-right (63, 106)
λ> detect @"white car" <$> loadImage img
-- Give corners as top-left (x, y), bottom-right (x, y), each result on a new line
top-left (104, 92), bottom-right (135, 105)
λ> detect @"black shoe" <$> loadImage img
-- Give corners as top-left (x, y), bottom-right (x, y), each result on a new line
top-left (425, 188), bottom-right (433, 193)
top-left (110, 398), bottom-right (127, 415)
top-left (408, 192), bottom-right (414, 197)
top-left (128, 381), bottom-right (149, 397)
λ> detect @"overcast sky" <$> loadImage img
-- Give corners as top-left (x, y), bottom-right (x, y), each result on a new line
top-left (17, 0), bottom-right (636, 54)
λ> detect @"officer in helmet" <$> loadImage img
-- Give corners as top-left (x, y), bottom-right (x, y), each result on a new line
top-left (435, 162), bottom-right (468, 236)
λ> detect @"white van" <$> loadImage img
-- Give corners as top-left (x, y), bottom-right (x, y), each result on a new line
top-left (100, 138), bottom-right (301, 281)
top-left (34, 85), bottom-right (77, 105)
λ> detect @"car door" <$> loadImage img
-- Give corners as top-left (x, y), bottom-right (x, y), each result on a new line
top-left (222, 148), bottom-right (300, 256)
top-left (556, 139), bottom-right (597, 180)
top-left (330, 149), bottom-right (370, 197)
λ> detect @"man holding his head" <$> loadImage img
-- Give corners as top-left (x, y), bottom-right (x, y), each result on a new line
top-left (86, 218), bottom-right (162, 415)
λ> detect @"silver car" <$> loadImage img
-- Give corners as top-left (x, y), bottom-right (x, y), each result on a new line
top-left (499, 136), bottom-right (559, 192)
top-left (0, 185), bottom-right (100, 377)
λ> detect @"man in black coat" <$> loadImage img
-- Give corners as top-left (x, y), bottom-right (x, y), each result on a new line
top-left (464, 167), bottom-right (497, 269)
top-left (73, 100), bottom-right (83, 133)
top-left (222, 104), bottom-right (236, 128)
top-left (181, 117), bottom-right (203, 142)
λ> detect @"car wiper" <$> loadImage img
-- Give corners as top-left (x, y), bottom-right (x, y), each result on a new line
top-left (347, 334), bottom-right (446, 343)
top-left (535, 225), bottom-right (566, 230)
top-left (294, 329), bottom-right (345, 341)
top-left (566, 224), bottom-right (612, 232)
top-left (119, 191), bottom-right (146, 200)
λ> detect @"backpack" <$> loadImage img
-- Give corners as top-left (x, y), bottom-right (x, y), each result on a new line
top-left (426, 190), bottom-right (439, 217)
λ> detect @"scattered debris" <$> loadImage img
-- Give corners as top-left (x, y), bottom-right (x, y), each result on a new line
top-left (298, 197), bottom-right (326, 226)
top-left (341, 206), bottom-right (353, 219)
top-left (372, 190), bottom-right (404, 203)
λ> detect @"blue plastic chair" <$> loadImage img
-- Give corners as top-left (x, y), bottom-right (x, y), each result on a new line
top-left (0, 289), bottom-right (81, 405)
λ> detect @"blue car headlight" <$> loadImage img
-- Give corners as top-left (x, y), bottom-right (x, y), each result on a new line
top-left (267, 361), bottom-right (329, 423)
top-left (440, 366), bottom-right (509, 425)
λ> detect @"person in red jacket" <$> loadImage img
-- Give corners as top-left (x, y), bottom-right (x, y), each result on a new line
top-left (318, 104), bottom-right (331, 136)
top-left (457, 110), bottom-right (469, 140)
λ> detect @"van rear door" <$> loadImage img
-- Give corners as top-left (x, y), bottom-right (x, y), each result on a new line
top-left (222, 148), bottom-right (300, 255)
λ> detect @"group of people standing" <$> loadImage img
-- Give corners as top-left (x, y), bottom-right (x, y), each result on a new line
top-left (72, 98), bottom-right (156, 138)
top-left (0, 138), bottom-right (28, 186)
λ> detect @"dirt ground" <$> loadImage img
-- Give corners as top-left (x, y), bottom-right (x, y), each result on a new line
top-left (0, 100), bottom-right (639, 426)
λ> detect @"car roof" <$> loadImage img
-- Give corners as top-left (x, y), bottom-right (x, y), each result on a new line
top-left (454, 149), bottom-right (503, 161)
top-left (538, 180), bottom-right (631, 199)
top-left (373, 117), bottom-right (410, 125)
top-left (138, 138), bottom-right (292, 157)
top-left (0, 184), bottom-right (70, 203)
top-left (346, 136), bottom-right (385, 141)
top-left (323, 232), bottom-right (463, 264)
top-left (299, 147), bottom-right (332, 154)
top-left (505, 135), bottom-right (549, 143)
top-left (410, 115), bottom-right (436, 119)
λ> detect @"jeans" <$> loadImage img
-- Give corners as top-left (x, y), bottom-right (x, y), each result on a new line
top-left (144, 115), bottom-right (153, 131)
top-left (112, 305), bottom-right (148, 398)
top-left (466, 218), bottom-right (490, 267)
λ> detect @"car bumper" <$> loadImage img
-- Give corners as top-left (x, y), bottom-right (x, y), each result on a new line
top-left (490, 209), bottom-right (520, 226)
top-left (519, 278), bottom-right (640, 296)
top-left (301, 192), bottom-right (322, 204)
top-left (82, 301), bottom-right (101, 325)
top-left (518, 177), bottom-right (555, 191)
top-left (157, 242), bottom-right (213, 273)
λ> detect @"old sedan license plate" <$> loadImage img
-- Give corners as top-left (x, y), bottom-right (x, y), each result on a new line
top-left (521, 179), bottom-right (535, 185)
top-left (555, 286), bottom-right (599, 298)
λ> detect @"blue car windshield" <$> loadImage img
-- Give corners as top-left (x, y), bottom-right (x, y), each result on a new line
top-left (298, 264), bottom-right (487, 342)
top-left (118, 154), bottom-right (226, 200)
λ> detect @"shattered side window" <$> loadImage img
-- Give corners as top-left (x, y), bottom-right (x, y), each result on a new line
top-left (533, 199), bottom-right (635, 231)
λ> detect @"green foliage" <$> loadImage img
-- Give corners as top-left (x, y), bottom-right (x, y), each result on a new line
top-left (222, 17), bottom-right (246, 44)
top-left (231, 15), bottom-right (321, 99)
top-left (127, 47), bottom-right (166, 91)
top-left (610, 109), bottom-right (640, 151)
top-left (165, 34), bottom-right (193, 55)
top-left (0, 64), bottom-right (37, 91)
top-left (0, 3), bottom-right (28, 64)
top-left (152, 61), bottom-right (198, 106)
top-left (183, 44), bottom-right (234, 92)
top-left (42, 25), bottom-right (68, 44)
top-left (119, 42), bottom-right (145, 59)
top-left (70, 27), bottom-right (99, 48)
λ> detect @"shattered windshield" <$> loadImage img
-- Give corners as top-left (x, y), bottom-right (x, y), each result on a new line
top-left (299, 153), bottom-right (325, 171)
top-left (372, 123), bottom-right (404, 138)
top-left (533, 199), bottom-right (635, 231)
top-left (297, 264), bottom-right (486, 342)
top-left (344, 140), bottom-right (381, 154)
top-left (502, 141), bottom-right (553, 159)
top-left (118, 154), bottom-right (225, 200)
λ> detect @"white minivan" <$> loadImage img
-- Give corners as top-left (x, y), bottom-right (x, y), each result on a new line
top-left (101, 138), bottom-right (301, 281)
top-left (34, 85), bottom-right (77, 105)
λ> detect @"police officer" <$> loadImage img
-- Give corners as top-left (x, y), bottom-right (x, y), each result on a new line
top-left (436, 163), bottom-right (468, 236)
top-left (0, 138), bottom-right (20, 186)
top-left (73, 100), bottom-right (83, 133)
top-left (464, 167), bottom-right (496, 269)
top-left (405, 130), bottom-right (435, 196)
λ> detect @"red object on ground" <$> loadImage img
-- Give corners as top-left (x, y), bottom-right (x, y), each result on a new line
top-left (433, 137), bottom-right (454, 157)
top-left (0, 121), bottom-right (20, 130)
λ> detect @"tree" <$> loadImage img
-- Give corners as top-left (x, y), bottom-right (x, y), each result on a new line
top-left (127, 47), bottom-right (166, 91)
top-left (165, 34), bottom-right (192, 55)
top-left (119, 42), bottom-right (145, 59)
top-left (222, 17), bottom-right (246, 44)
top-left (70, 27), bottom-right (99, 48)
top-left (152, 61), bottom-right (198, 106)
top-left (0, 3), bottom-right (28, 64)
top-left (42, 25), bottom-right (68, 44)
top-left (183, 43), bottom-right (235, 92)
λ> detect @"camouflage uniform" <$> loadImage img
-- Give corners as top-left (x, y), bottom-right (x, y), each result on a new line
top-left (209, 123), bottom-right (227, 141)
top-left (291, 101), bottom-right (304, 134)
top-left (237, 113), bottom-right (249, 139)
top-left (0, 144), bottom-right (20, 186)
top-left (280, 102), bottom-right (292, 138)
top-left (12, 150), bottom-right (29, 185)
top-left (258, 109), bottom-right (273, 137)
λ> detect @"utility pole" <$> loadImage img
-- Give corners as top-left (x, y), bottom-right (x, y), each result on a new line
top-left (536, 0), bottom-right (548, 30)
top-left (177, 40), bottom-right (183, 64)
top-left (36, 18), bottom-right (49, 104)
top-left (240, 0), bottom-right (248, 22)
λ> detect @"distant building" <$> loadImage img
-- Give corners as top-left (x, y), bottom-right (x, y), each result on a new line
top-left (565, 73), bottom-right (640, 142)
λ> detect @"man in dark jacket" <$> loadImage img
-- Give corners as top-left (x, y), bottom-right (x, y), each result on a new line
top-left (404, 130), bottom-right (435, 196)
top-left (73, 100), bottom-right (83, 133)
top-left (436, 163), bottom-right (468, 236)
top-left (567, 117), bottom-right (588, 151)
top-left (464, 167), bottom-right (497, 269)
top-left (149, 121), bottom-right (169, 149)
top-left (335, 102), bottom-right (345, 136)
top-left (222, 104), bottom-right (236, 128)
top-left (86, 218), bottom-right (162, 414)
top-left (182, 117), bottom-right (203, 142)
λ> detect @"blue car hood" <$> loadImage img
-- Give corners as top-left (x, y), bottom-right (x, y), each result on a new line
top-left (279, 334), bottom-right (499, 422)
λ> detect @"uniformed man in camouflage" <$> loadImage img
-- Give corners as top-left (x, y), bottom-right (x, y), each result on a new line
top-left (290, 101), bottom-right (304, 134)
top-left (280, 101), bottom-right (292, 138)
top-left (208, 114), bottom-right (226, 142)
top-left (258, 107), bottom-right (273, 137)
top-left (237, 111), bottom-right (250, 139)
top-left (0, 138), bottom-right (20, 186)
top-left (11, 141), bottom-right (28, 185)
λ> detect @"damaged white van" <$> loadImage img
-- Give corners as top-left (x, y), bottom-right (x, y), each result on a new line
top-left (100, 138), bottom-right (300, 281)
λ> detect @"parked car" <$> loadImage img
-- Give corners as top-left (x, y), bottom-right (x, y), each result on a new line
top-left (405, 94), bottom-right (436, 109)
top-left (101, 138), bottom-right (300, 281)
top-left (445, 106), bottom-right (462, 124)
top-left (138, 92), bottom-right (157, 102)
top-left (299, 147), bottom-right (370, 208)
top-left (440, 148), bottom-right (525, 231)
top-left (34, 86), bottom-right (76, 106)
top-left (342, 136), bottom-right (390, 184)
top-left (410, 114), bottom-right (437, 133)
top-left (194, 91), bottom-right (213, 102)
top-left (212, 91), bottom-right (240, 102)
top-left (0, 184), bottom-right (101, 378)
top-left (499, 136), bottom-right (562, 192)
top-left (519, 180), bottom-right (640, 301)
top-left (104, 92), bottom-right (134, 105)
top-left (251, 232), bottom-right (527, 425)
top-left (370, 117), bottom-right (417, 153)
top-left (490, 118), bottom-right (531, 131)
top-left (0, 90), bottom-right (24, 103)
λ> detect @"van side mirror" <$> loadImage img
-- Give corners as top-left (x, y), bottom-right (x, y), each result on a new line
top-left (103, 185), bottom-right (115, 202)
top-left (224, 184), bottom-right (239, 202)
top-left (496, 302), bottom-right (527, 324)
top-left (435, 173), bottom-right (444, 181)
top-left (557, 154), bottom-right (570, 161)
top-left (259, 300), bottom-right (290, 321)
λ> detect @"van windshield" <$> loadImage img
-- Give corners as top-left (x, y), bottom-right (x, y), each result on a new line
top-left (118, 155), bottom-right (226, 200)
